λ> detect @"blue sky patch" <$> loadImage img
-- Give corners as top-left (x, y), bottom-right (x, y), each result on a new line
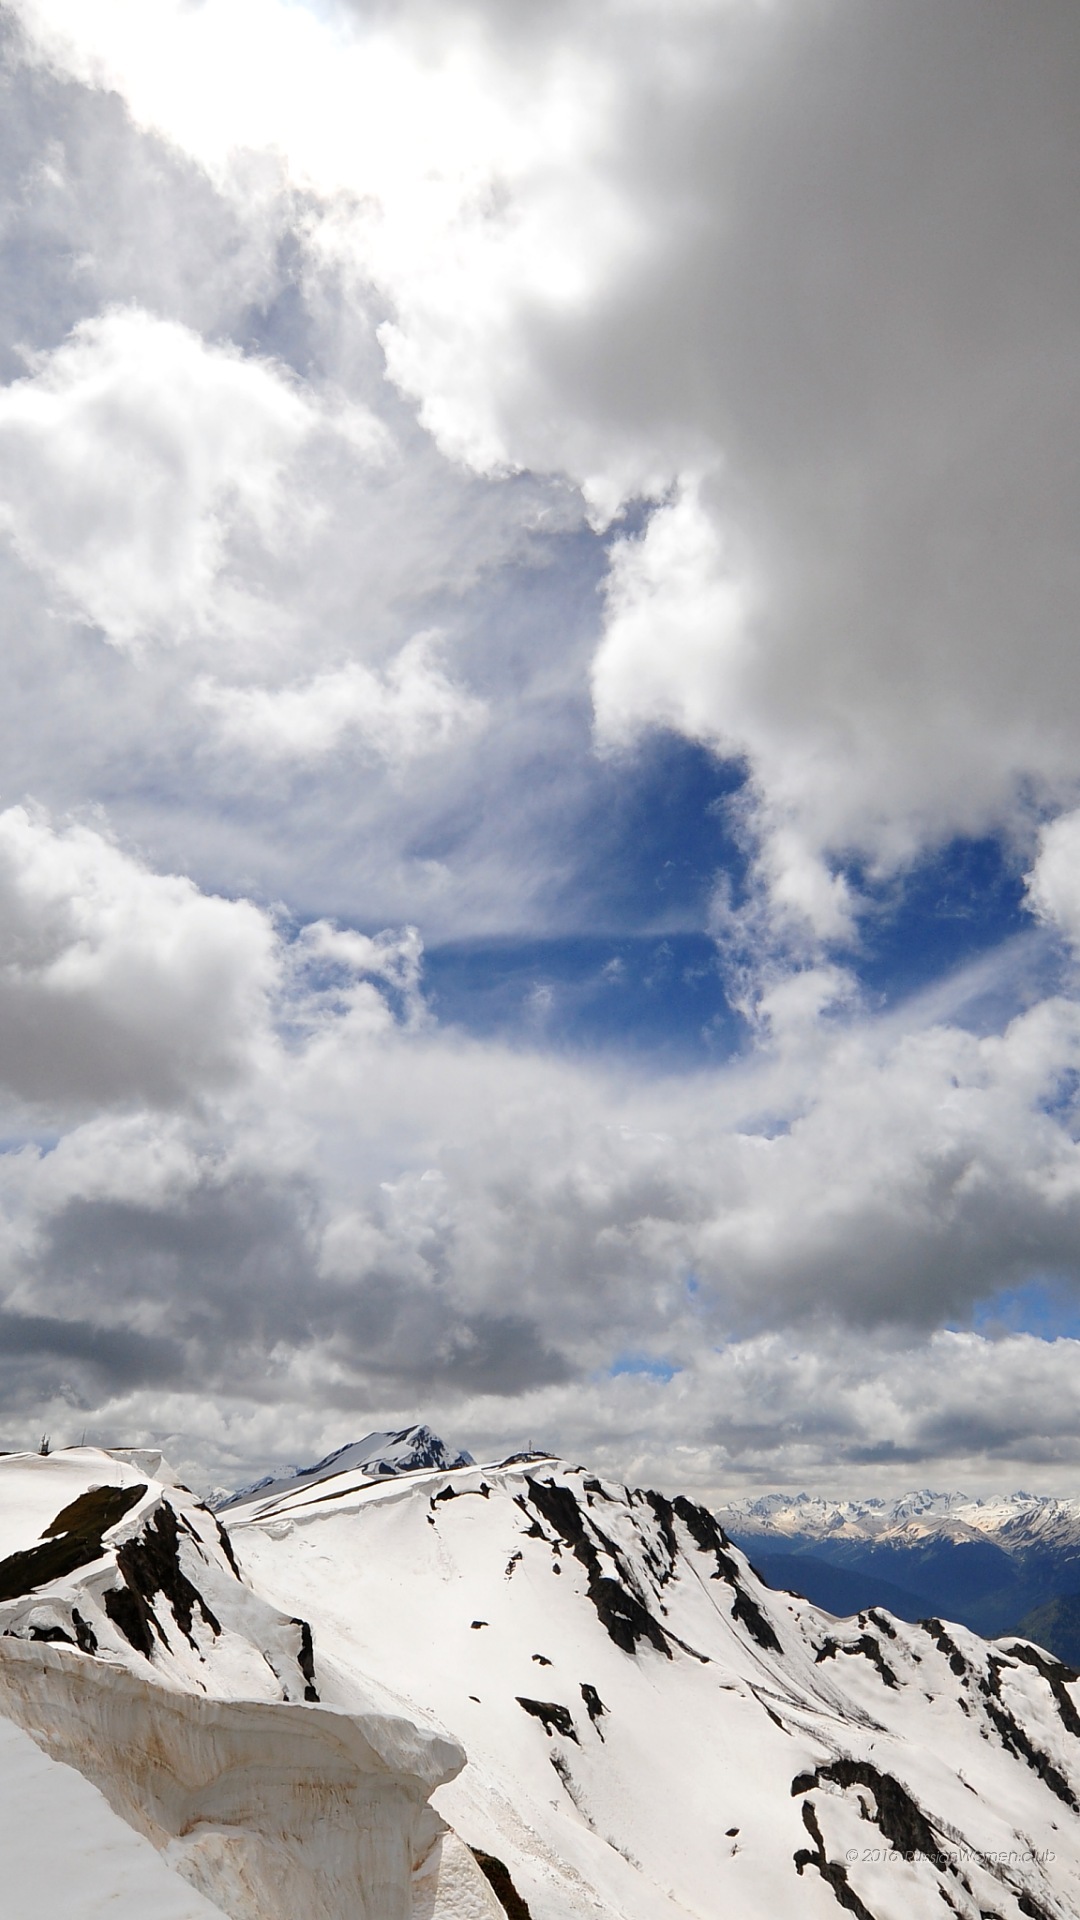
top-left (608, 1353), bottom-right (681, 1382)
top-left (959, 1277), bottom-right (1080, 1343)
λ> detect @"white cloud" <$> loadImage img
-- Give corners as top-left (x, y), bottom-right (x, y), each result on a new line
top-left (7, 0), bottom-right (665, 490)
top-left (1026, 810), bottom-right (1080, 952)
top-left (19, 0), bottom-right (1080, 944)
top-left (0, 808), bottom-right (1078, 1482)
top-left (0, 306), bottom-right (380, 650)
top-left (0, 804), bottom-right (278, 1104)
top-left (592, 477), bottom-right (754, 751)
top-left (288, 916), bottom-right (428, 1035)
top-left (195, 633), bottom-right (486, 764)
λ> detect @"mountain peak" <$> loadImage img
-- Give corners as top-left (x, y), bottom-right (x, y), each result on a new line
top-left (212, 1423), bottom-right (474, 1511)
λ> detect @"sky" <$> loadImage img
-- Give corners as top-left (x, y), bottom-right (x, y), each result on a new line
top-left (0, 0), bottom-right (1079, 1499)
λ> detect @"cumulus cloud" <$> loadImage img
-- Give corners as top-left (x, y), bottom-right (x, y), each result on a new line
top-left (0, 804), bottom-right (277, 1105)
top-left (3, 868), bottom-right (1078, 1463)
top-left (195, 632), bottom-right (486, 764)
top-left (18, 0), bottom-right (1080, 944)
top-left (1026, 810), bottom-right (1080, 953)
top-left (0, 827), bottom-right (1077, 1492)
top-left (565, 1327), bottom-right (1080, 1499)
top-left (0, 305), bottom-right (383, 650)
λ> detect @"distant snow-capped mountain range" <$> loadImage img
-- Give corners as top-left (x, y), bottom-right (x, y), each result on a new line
top-left (718, 1489), bottom-right (1080, 1644)
top-left (718, 1488), bottom-right (1080, 1553)
top-left (6, 1438), bottom-right (1080, 1915)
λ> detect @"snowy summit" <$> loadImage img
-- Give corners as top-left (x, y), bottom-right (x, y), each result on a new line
top-left (212, 1426), bottom-right (475, 1512)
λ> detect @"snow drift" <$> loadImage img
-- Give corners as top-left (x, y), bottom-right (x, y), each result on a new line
top-left (0, 1446), bottom-right (496, 1920)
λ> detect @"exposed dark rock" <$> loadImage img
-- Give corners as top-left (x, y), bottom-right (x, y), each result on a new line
top-left (526, 1478), bottom-right (671, 1659)
top-left (671, 1495), bottom-right (782, 1653)
top-left (1017, 1894), bottom-right (1056, 1920)
top-left (671, 1495), bottom-right (736, 1569)
top-left (293, 1617), bottom-right (319, 1701)
top-left (730, 1582), bottom-right (783, 1654)
top-left (525, 1479), bottom-right (588, 1546)
top-left (867, 1610), bottom-right (897, 1640)
top-left (103, 1580), bottom-right (156, 1659)
top-left (643, 1490), bottom-right (679, 1575)
top-left (580, 1683), bottom-right (607, 1735)
top-left (922, 1619), bottom-right (968, 1678)
top-left (979, 1657), bottom-right (1077, 1809)
top-left (516, 1697), bottom-right (579, 1742)
top-left (815, 1633), bottom-right (899, 1688)
top-left (513, 1496), bottom-right (547, 1540)
top-left (212, 1513), bottom-right (242, 1579)
top-left (793, 1799), bottom-right (879, 1919)
top-left (110, 1503), bottom-right (222, 1660)
top-left (793, 1758), bottom-right (939, 1862)
top-left (590, 1571), bottom-right (670, 1656)
top-left (469, 1846), bottom-right (533, 1918)
top-left (72, 1607), bottom-right (97, 1654)
top-left (998, 1641), bottom-right (1080, 1740)
top-left (0, 1484), bottom-right (146, 1604)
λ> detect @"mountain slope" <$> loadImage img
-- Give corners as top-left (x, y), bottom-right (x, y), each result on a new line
top-left (1012, 1594), bottom-right (1080, 1672)
top-left (7, 1443), bottom-right (1080, 1919)
top-left (0, 1446), bottom-right (496, 1920)
top-left (229, 1455), bottom-right (1080, 1920)
top-left (748, 1549), bottom-right (937, 1624)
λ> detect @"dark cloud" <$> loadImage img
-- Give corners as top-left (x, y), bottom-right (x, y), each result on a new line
top-left (0, 1308), bottom-right (182, 1394)
top-left (30, 1174), bottom-right (575, 1406)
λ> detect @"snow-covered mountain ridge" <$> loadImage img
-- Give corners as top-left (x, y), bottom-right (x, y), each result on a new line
top-left (229, 1450), bottom-right (1080, 1919)
top-left (7, 1442), bottom-right (1080, 1916)
top-left (211, 1424), bottom-right (475, 1511)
